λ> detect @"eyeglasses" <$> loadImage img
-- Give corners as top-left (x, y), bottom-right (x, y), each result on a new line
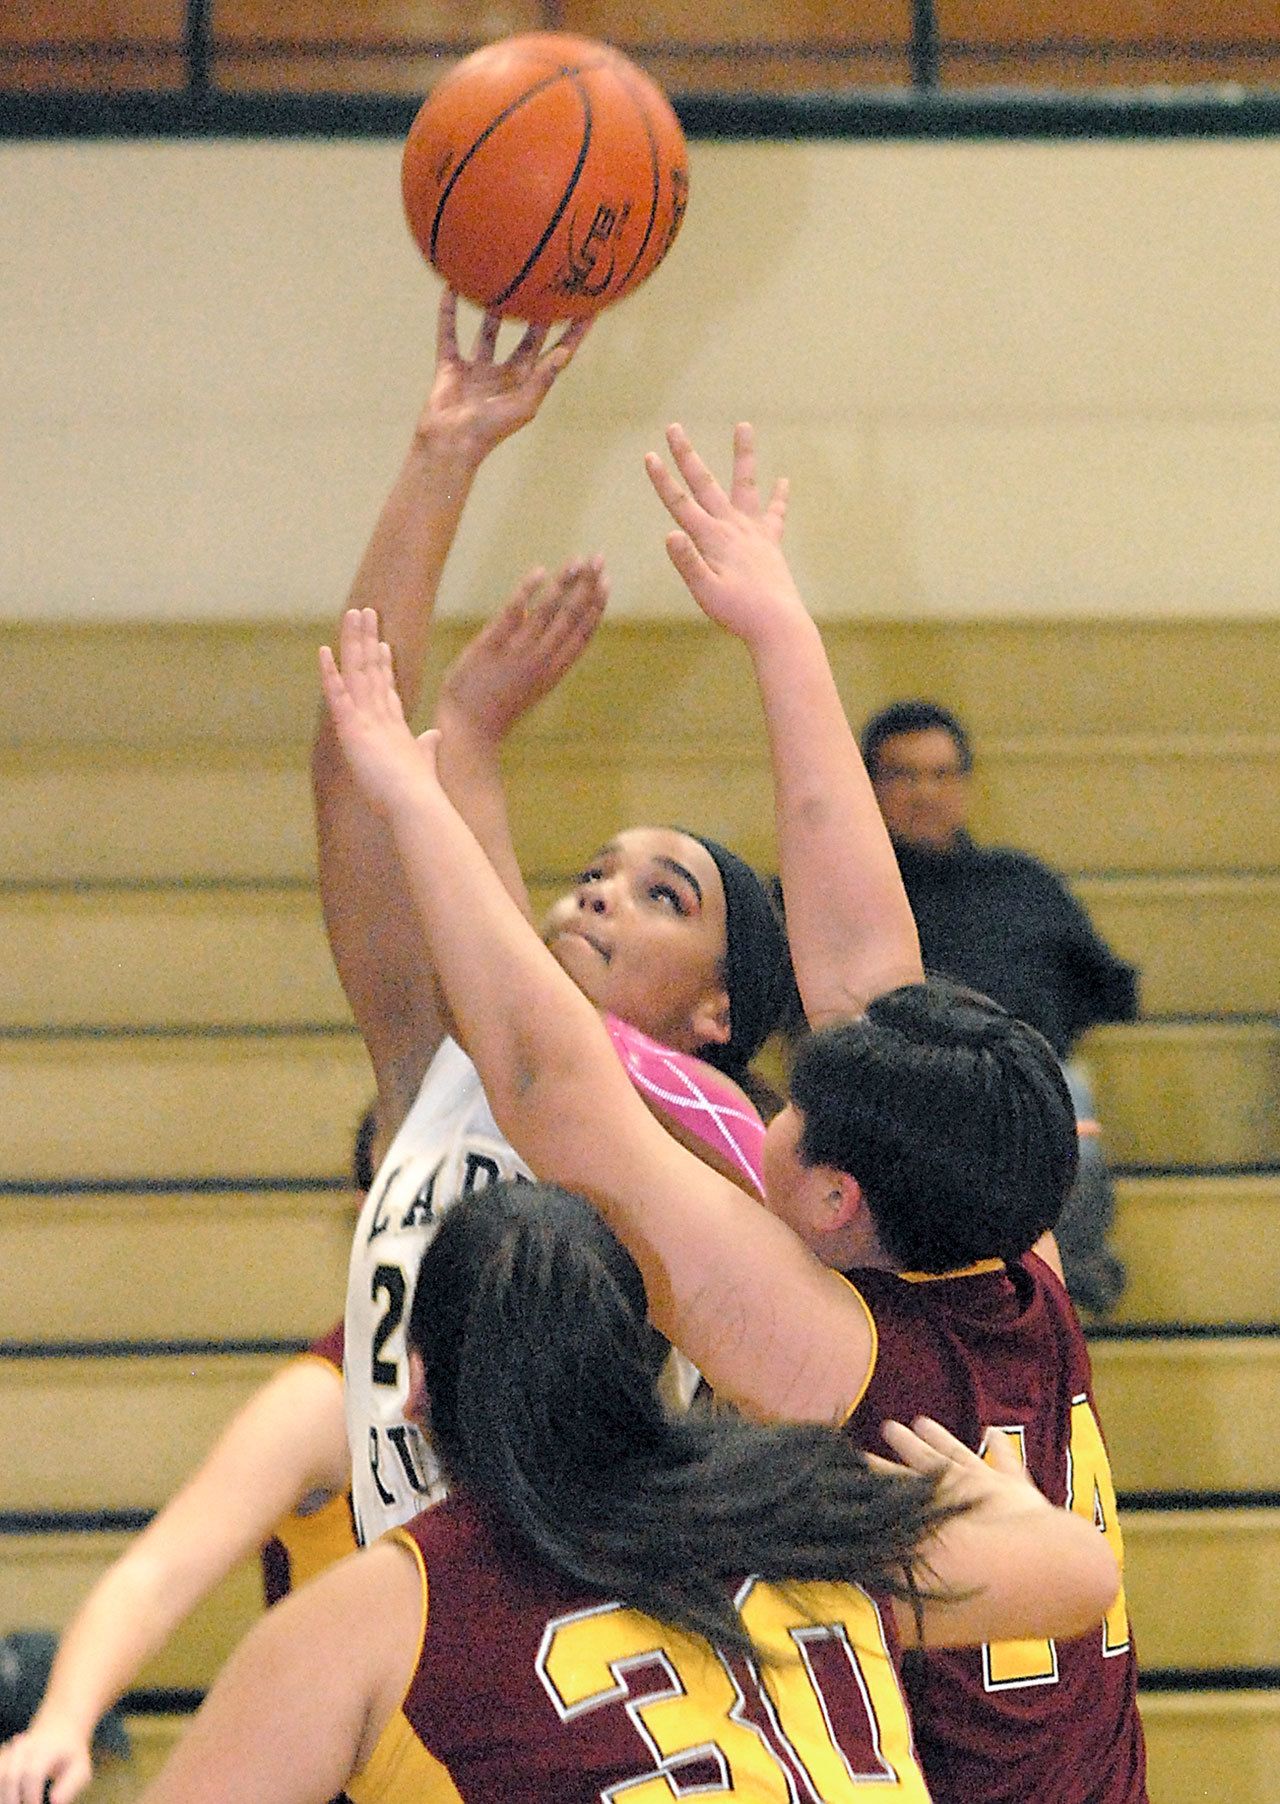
top-left (874, 765), bottom-right (968, 788)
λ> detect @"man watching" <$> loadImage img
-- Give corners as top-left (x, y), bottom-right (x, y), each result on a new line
top-left (861, 699), bottom-right (1139, 1314)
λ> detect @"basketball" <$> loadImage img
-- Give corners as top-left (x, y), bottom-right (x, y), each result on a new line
top-left (401, 33), bottom-right (689, 326)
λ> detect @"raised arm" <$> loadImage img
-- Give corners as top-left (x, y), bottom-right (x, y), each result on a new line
top-left (645, 424), bottom-right (922, 1025)
top-left (0, 1361), bottom-right (348, 1804)
top-left (319, 611), bottom-right (873, 1424)
top-left (434, 557), bottom-right (608, 920)
top-left (312, 292), bottom-right (589, 1136)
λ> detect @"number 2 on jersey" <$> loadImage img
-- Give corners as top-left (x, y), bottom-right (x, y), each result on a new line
top-left (370, 1262), bottom-right (406, 1387)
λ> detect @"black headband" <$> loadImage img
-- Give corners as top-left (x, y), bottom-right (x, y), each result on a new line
top-left (688, 833), bottom-right (794, 1078)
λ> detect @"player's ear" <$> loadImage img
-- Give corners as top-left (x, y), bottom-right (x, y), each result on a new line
top-left (691, 983), bottom-right (732, 1051)
top-left (817, 1169), bottom-right (864, 1234)
top-left (405, 1350), bottom-right (428, 1424)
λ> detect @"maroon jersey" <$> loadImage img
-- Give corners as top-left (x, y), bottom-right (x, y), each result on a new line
top-left (844, 1254), bottom-right (1146, 1804)
top-left (348, 1495), bottom-right (934, 1804)
top-left (260, 1320), bottom-right (357, 1608)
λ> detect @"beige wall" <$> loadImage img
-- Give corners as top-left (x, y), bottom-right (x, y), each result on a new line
top-left (4, 134), bottom-right (1280, 621)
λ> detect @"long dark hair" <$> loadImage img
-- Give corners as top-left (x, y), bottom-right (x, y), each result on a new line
top-left (409, 1180), bottom-right (954, 1657)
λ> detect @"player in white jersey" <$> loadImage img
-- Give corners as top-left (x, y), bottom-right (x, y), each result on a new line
top-left (346, 1040), bottom-right (530, 1539)
top-left (316, 294), bottom-right (794, 1544)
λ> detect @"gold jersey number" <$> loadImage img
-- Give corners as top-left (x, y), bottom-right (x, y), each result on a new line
top-left (983, 1392), bottom-right (1131, 1690)
top-left (537, 1577), bottom-right (930, 1800)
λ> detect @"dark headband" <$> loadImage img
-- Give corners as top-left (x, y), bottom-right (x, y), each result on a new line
top-left (688, 833), bottom-right (794, 1077)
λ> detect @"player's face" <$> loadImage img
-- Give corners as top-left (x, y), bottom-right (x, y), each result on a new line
top-left (871, 727), bottom-right (971, 853)
top-left (542, 827), bottom-right (730, 1055)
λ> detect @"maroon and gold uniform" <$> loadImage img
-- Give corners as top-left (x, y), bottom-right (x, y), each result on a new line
top-left (260, 1321), bottom-right (358, 1608)
top-left (348, 1496), bottom-right (933, 1804)
top-left (843, 1253), bottom-right (1146, 1804)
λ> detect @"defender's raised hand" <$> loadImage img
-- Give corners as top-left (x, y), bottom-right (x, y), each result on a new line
top-left (319, 609), bottom-right (440, 819)
top-left (644, 422), bottom-right (798, 641)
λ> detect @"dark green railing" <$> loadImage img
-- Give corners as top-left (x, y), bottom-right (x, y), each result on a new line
top-left (3, 0), bottom-right (1280, 140)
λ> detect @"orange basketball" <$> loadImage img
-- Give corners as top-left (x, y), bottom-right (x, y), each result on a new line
top-left (401, 33), bottom-right (689, 325)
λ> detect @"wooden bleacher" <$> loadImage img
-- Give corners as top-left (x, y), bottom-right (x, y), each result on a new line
top-left (0, 617), bottom-right (1276, 1803)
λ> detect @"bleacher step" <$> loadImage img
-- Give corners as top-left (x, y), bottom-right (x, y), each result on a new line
top-left (0, 1030), bottom-right (371, 1184)
top-left (0, 1352), bottom-right (289, 1512)
top-left (6, 735), bottom-right (1278, 885)
top-left (1122, 1506), bottom-right (1280, 1670)
top-left (1140, 1689), bottom-right (1280, 1804)
top-left (1091, 1334), bottom-right (1280, 1493)
top-left (1085, 1019), bottom-right (1280, 1169)
top-left (0, 1188), bottom-right (351, 1343)
top-left (1107, 1175), bottom-right (1280, 1327)
top-left (1077, 874), bottom-right (1280, 1018)
top-left (0, 885), bottom-right (347, 1031)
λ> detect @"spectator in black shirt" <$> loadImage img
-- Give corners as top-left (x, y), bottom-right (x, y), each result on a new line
top-left (860, 700), bottom-right (1138, 1313)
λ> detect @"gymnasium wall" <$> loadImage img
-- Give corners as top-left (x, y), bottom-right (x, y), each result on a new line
top-left (3, 133), bottom-right (1280, 622)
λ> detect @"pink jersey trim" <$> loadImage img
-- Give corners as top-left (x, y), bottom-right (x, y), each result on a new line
top-left (605, 1015), bottom-right (766, 1195)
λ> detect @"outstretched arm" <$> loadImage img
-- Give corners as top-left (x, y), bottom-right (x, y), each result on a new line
top-left (319, 612), bottom-right (873, 1424)
top-left (136, 1540), bottom-right (421, 1804)
top-left (0, 1361), bottom-right (349, 1804)
top-left (645, 424), bottom-right (921, 1025)
top-left (312, 292), bottom-right (589, 1138)
top-left (435, 557), bottom-right (608, 920)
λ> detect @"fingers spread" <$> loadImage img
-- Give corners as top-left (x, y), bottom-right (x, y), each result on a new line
top-left (645, 450), bottom-right (697, 528)
top-left (473, 310), bottom-right (503, 364)
top-left (551, 316), bottom-right (592, 370)
top-left (502, 567), bottom-right (550, 629)
top-left (665, 423), bottom-right (730, 517)
top-left (511, 320), bottom-right (551, 365)
top-left (880, 1419), bottom-right (948, 1475)
top-left (910, 1416), bottom-right (984, 1465)
top-left (663, 528), bottom-right (706, 589)
top-left (881, 1415), bottom-right (981, 1476)
top-left (729, 421), bottom-right (760, 515)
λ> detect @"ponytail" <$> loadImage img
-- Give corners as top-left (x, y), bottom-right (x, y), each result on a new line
top-left (411, 1182), bottom-right (954, 1657)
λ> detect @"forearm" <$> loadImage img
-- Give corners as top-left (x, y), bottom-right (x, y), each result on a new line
top-left (749, 609), bottom-right (921, 1023)
top-left (343, 429), bottom-right (483, 710)
top-left (314, 426), bottom-right (483, 804)
top-left (433, 704), bottom-right (533, 921)
top-left (386, 767), bottom-right (600, 1128)
top-left (32, 1542), bottom-right (214, 1738)
top-left (311, 428), bottom-right (485, 1082)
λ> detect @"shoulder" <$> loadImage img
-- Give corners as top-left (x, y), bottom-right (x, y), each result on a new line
top-left (1022, 1246), bottom-right (1087, 1326)
top-left (603, 1014), bottom-right (767, 1196)
top-left (981, 843), bottom-right (1063, 886)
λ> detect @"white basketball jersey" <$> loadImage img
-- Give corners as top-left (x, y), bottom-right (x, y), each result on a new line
top-left (345, 1037), bottom-right (533, 1545)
